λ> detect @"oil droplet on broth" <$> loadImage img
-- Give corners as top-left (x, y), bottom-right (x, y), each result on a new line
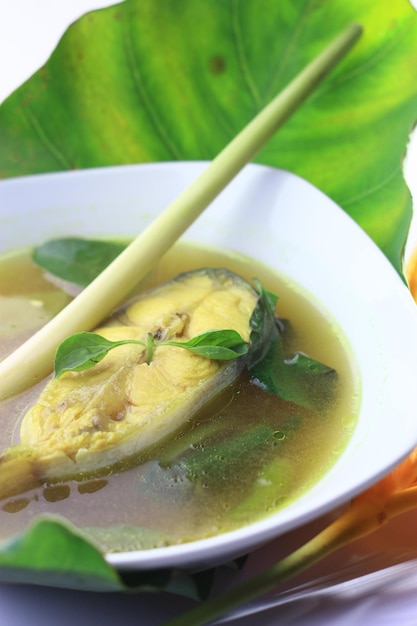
top-left (2, 498), bottom-right (30, 513)
top-left (43, 484), bottom-right (71, 503)
top-left (77, 479), bottom-right (108, 494)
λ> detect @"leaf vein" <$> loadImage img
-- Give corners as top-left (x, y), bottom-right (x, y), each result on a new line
top-left (310, 19), bottom-right (416, 100)
top-left (231, 0), bottom-right (262, 108)
top-left (266, 0), bottom-right (319, 101)
top-left (341, 164), bottom-right (402, 207)
top-left (23, 107), bottom-right (73, 170)
top-left (122, 10), bottom-right (182, 160)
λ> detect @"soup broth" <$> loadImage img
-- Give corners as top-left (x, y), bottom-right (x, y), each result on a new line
top-left (0, 241), bottom-right (359, 552)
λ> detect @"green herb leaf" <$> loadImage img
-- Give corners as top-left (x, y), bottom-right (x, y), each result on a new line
top-left (54, 286), bottom-right (336, 410)
top-left (248, 279), bottom-right (281, 369)
top-left (231, 415), bottom-right (303, 521)
top-left (54, 329), bottom-right (248, 377)
top-left (54, 331), bottom-right (144, 377)
top-left (164, 329), bottom-right (249, 360)
top-left (163, 423), bottom-right (278, 487)
top-left (33, 238), bottom-right (127, 287)
top-left (248, 281), bottom-right (337, 410)
top-left (250, 339), bottom-right (337, 410)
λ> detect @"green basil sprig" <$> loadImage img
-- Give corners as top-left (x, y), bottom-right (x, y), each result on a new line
top-left (54, 329), bottom-right (249, 377)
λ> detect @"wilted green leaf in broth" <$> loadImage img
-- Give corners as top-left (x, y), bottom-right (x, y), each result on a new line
top-left (33, 237), bottom-right (127, 286)
top-left (249, 337), bottom-right (338, 410)
top-left (1, 0), bottom-right (417, 272)
top-left (162, 423), bottom-right (278, 486)
top-left (247, 281), bottom-right (337, 409)
top-left (248, 278), bottom-right (280, 367)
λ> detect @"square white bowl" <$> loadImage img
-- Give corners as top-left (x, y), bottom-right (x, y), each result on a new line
top-left (2, 161), bottom-right (417, 571)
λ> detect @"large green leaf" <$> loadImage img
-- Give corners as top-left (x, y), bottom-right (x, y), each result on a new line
top-left (1, 0), bottom-right (417, 273)
top-left (0, 515), bottom-right (216, 597)
top-left (0, 517), bottom-right (123, 591)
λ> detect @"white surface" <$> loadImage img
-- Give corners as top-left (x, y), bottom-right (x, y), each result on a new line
top-left (1, 2), bottom-right (417, 626)
top-left (0, 0), bottom-right (119, 102)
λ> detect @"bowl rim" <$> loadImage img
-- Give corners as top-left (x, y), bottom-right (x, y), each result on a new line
top-left (2, 160), bottom-right (417, 571)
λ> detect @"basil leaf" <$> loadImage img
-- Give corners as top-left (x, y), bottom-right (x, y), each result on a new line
top-left (54, 331), bottom-right (143, 377)
top-left (250, 338), bottom-right (337, 410)
top-left (164, 329), bottom-right (248, 360)
top-left (54, 329), bottom-right (248, 377)
top-left (33, 238), bottom-right (127, 287)
top-left (248, 280), bottom-right (337, 410)
top-left (248, 279), bottom-right (280, 368)
top-left (53, 284), bottom-right (337, 411)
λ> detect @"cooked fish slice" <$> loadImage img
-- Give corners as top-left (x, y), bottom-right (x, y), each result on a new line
top-left (0, 268), bottom-right (258, 499)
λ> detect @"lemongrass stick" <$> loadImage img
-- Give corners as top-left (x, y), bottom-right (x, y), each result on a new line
top-left (0, 23), bottom-right (362, 400)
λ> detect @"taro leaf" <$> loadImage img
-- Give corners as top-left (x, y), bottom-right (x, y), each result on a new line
top-left (1, 1), bottom-right (417, 273)
top-left (0, 516), bottom-right (124, 591)
top-left (0, 516), bottom-right (214, 598)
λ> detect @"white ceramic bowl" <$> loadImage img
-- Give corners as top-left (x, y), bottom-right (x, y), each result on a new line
top-left (2, 162), bottom-right (417, 572)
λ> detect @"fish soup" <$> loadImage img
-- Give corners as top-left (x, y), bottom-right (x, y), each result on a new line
top-left (0, 241), bottom-right (359, 552)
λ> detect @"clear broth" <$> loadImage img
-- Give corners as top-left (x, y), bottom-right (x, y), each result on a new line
top-left (0, 242), bottom-right (360, 552)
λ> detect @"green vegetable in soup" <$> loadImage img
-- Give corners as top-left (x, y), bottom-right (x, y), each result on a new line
top-left (248, 279), bottom-right (337, 410)
top-left (33, 237), bottom-right (127, 287)
top-left (159, 412), bottom-right (303, 518)
top-left (160, 423), bottom-right (279, 486)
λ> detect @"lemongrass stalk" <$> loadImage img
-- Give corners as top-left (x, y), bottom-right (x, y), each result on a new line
top-left (162, 484), bottom-right (417, 626)
top-left (0, 23), bottom-right (362, 400)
